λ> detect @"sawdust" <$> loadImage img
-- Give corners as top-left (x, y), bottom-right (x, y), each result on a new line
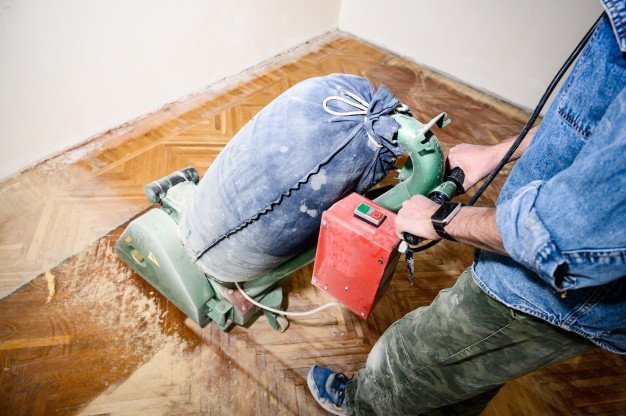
top-left (59, 241), bottom-right (171, 358)
top-left (45, 271), bottom-right (56, 303)
top-left (310, 168), bottom-right (328, 191)
top-left (299, 203), bottom-right (319, 218)
top-left (38, 140), bottom-right (104, 175)
top-left (41, 237), bottom-right (212, 415)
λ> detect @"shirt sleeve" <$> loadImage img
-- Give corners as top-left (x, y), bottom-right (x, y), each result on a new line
top-left (496, 89), bottom-right (626, 292)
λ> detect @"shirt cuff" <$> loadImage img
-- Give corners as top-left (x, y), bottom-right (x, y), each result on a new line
top-left (496, 181), bottom-right (575, 291)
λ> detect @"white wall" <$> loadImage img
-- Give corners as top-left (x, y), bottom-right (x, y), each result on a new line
top-left (0, 0), bottom-right (341, 179)
top-left (1, 0), bottom-right (604, 179)
top-left (339, 0), bottom-right (602, 110)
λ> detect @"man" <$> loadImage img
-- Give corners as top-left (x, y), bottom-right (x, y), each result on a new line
top-left (308, 6), bottom-right (626, 416)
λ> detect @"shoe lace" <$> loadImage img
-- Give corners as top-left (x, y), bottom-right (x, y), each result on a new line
top-left (330, 373), bottom-right (351, 407)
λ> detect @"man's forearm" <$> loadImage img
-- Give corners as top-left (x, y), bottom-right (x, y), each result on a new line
top-left (445, 206), bottom-right (507, 255)
top-left (492, 125), bottom-right (537, 162)
top-left (395, 196), bottom-right (508, 255)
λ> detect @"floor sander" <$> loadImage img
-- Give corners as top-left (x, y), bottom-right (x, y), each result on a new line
top-left (115, 111), bottom-right (464, 332)
top-left (116, 11), bottom-right (603, 332)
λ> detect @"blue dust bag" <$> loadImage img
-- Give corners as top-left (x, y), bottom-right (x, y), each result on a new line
top-left (179, 74), bottom-right (404, 282)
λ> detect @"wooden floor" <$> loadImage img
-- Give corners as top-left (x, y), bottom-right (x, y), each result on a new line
top-left (1, 35), bottom-right (625, 416)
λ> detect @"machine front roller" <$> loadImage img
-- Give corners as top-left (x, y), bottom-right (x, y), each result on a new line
top-left (116, 207), bottom-right (215, 326)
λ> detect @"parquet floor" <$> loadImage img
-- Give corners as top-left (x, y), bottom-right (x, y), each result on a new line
top-left (1, 35), bottom-right (625, 416)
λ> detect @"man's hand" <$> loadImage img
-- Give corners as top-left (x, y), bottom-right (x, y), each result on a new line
top-left (447, 143), bottom-right (500, 191)
top-left (447, 126), bottom-right (539, 191)
top-left (395, 195), bottom-right (441, 241)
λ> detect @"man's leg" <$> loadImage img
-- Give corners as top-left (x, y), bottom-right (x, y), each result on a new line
top-left (421, 387), bottom-right (502, 416)
top-left (345, 268), bottom-right (592, 415)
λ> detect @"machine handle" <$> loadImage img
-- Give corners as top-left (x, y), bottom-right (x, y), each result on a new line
top-left (446, 167), bottom-right (466, 195)
top-left (144, 166), bottom-right (199, 204)
top-left (403, 232), bottom-right (422, 246)
top-left (401, 167), bottom-right (465, 247)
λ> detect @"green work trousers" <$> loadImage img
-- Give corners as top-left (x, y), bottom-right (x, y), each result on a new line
top-left (345, 268), bottom-right (593, 415)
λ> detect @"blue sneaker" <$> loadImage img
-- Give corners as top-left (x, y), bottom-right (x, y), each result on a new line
top-left (307, 365), bottom-right (350, 415)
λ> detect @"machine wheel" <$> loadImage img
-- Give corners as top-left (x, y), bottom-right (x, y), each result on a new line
top-left (275, 316), bottom-right (289, 332)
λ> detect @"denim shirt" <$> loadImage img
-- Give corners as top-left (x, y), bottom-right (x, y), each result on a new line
top-left (473, 15), bottom-right (626, 354)
top-left (600, 0), bottom-right (626, 53)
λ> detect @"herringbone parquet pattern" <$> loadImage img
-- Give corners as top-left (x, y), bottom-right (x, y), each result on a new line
top-left (1, 35), bottom-right (624, 415)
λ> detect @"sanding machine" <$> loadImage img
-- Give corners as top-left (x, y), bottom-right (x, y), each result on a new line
top-left (115, 112), bottom-right (463, 331)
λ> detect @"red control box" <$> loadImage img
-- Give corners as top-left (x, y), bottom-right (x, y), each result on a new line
top-left (312, 193), bottom-right (401, 319)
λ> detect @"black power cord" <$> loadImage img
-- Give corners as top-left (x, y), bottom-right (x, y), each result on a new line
top-left (410, 12), bottom-right (605, 254)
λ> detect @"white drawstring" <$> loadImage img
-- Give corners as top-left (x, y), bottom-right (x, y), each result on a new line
top-left (322, 90), bottom-right (383, 148)
top-left (322, 90), bottom-right (369, 115)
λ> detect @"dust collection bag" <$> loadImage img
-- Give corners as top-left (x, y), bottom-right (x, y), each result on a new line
top-left (179, 74), bottom-right (405, 282)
